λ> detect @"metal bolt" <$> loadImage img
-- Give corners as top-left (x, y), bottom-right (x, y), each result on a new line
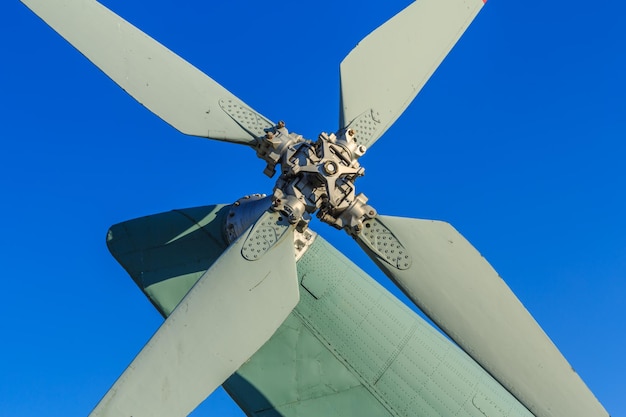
top-left (323, 161), bottom-right (338, 175)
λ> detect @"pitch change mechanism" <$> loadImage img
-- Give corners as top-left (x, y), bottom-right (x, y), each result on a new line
top-left (256, 122), bottom-right (375, 236)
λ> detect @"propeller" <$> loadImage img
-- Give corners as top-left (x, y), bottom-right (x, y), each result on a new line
top-left (20, 0), bottom-right (273, 144)
top-left (339, 0), bottom-right (484, 149)
top-left (20, 0), bottom-right (609, 417)
top-left (91, 210), bottom-right (299, 417)
top-left (355, 215), bottom-right (608, 417)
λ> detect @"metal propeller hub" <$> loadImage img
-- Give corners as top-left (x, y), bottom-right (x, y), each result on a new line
top-left (256, 122), bottom-right (375, 235)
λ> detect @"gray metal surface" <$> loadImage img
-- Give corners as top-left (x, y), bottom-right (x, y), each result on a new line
top-left (224, 195), bottom-right (317, 261)
top-left (339, 0), bottom-right (484, 148)
top-left (20, 0), bottom-right (273, 143)
top-left (256, 125), bottom-right (376, 233)
top-left (89, 211), bottom-right (299, 417)
top-left (356, 215), bottom-right (608, 417)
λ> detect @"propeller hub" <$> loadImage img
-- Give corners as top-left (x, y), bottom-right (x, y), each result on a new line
top-left (256, 122), bottom-right (376, 235)
top-left (225, 193), bottom-right (317, 260)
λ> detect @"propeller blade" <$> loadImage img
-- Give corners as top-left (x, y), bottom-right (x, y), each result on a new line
top-left (355, 215), bottom-right (608, 417)
top-left (20, 0), bottom-right (273, 144)
top-left (89, 211), bottom-right (299, 417)
top-left (339, 0), bottom-right (484, 149)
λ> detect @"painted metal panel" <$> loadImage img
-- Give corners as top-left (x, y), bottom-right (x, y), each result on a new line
top-left (97, 209), bottom-right (299, 417)
top-left (295, 238), bottom-right (534, 417)
top-left (21, 0), bottom-right (272, 143)
top-left (107, 205), bottom-right (535, 417)
top-left (356, 216), bottom-right (608, 417)
top-left (339, 0), bottom-right (484, 148)
top-left (107, 205), bottom-right (230, 315)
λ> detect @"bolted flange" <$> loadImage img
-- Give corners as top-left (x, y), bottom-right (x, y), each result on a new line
top-left (254, 121), bottom-right (375, 235)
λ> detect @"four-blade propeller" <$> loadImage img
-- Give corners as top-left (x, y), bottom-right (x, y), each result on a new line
top-left (20, 0), bottom-right (608, 417)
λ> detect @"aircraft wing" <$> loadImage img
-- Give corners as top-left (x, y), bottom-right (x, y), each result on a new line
top-left (105, 204), bottom-right (539, 417)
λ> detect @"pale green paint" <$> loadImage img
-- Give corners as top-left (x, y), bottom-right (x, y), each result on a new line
top-left (107, 205), bottom-right (535, 417)
top-left (339, 0), bottom-right (484, 147)
top-left (20, 0), bottom-right (272, 143)
top-left (224, 314), bottom-right (390, 417)
top-left (356, 216), bottom-right (608, 417)
top-left (101, 207), bottom-right (300, 417)
top-left (107, 205), bottom-right (230, 315)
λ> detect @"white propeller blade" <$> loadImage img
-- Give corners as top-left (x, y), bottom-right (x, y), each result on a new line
top-left (339, 0), bottom-right (484, 148)
top-left (20, 0), bottom-right (273, 144)
top-left (89, 212), bottom-right (299, 417)
top-left (356, 215), bottom-right (608, 417)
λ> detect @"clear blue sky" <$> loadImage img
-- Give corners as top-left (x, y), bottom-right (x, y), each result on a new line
top-left (2, 0), bottom-right (624, 416)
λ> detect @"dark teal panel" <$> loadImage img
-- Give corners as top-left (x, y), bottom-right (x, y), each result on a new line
top-left (106, 204), bottom-right (229, 315)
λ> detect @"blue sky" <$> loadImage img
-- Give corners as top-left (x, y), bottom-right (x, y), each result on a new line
top-left (2, 0), bottom-right (624, 416)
